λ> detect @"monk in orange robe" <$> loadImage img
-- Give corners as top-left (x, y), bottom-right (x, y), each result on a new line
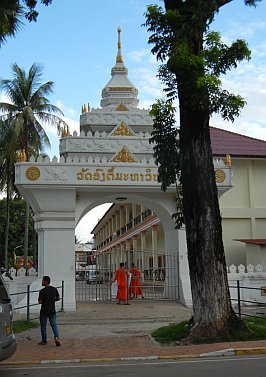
top-left (114, 262), bottom-right (130, 305)
top-left (129, 263), bottom-right (144, 299)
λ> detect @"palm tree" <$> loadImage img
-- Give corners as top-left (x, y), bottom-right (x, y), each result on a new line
top-left (0, 1), bottom-right (54, 47)
top-left (0, 0), bottom-right (24, 46)
top-left (0, 119), bottom-right (19, 269)
top-left (0, 62), bottom-right (68, 271)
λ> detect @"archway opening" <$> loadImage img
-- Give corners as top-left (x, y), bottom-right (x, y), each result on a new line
top-left (74, 197), bottom-right (180, 303)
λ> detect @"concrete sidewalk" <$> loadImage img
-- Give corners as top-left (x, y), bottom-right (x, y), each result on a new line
top-left (5, 300), bottom-right (266, 365)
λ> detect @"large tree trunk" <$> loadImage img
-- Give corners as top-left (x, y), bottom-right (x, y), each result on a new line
top-left (179, 99), bottom-right (245, 339)
top-left (162, 0), bottom-right (249, 342)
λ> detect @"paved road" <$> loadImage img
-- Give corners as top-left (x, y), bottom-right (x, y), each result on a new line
top-left (1, 356), bottom-right (266, 377)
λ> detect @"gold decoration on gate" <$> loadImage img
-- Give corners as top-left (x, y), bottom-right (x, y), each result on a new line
top-left (115, 103), bottom-right (128, 111)
top-left (224, 154), bottom-right (232, 166)
top-left (111, 121), bottom-right (135, 136)
top-left (215, 169), bottom-right (226, 183)
top-left (110, 146), bottom-right (139, 163)
top-left (15, 150), bottom-right (27, 162)
top-left (26, 167), bottom-right (40, 181)
top-left (61, 124), bottom-right (71, 137)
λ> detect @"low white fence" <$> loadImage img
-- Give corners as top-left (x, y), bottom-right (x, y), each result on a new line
top-left (228, 264), bottom-right (266, 308)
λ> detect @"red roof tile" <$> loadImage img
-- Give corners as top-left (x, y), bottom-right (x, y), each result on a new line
top-left (235, 239), bottom-right (266, 246)
top-left (210, 127), bottom-right (266, 158)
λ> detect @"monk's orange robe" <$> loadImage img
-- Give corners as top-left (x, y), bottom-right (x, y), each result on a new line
top-left (129, 268), bottom-right (143, 297)
top-left (115, 268), bottom-right (128, 301)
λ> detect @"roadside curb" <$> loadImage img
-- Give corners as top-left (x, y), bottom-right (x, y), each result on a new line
top-left (2, 347), bottom-right (266, 365)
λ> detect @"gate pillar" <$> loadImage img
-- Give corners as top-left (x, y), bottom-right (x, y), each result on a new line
top-left (34, 214), bottom-right (76, 310)
top-left (15, 185), bottom-right (77, 311)
top-left (164, 227), bottom-right (192, 306)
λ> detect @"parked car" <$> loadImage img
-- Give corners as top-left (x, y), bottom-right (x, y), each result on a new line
top-left (0, 273), bottom-right (17, 362)
top-left (85, 269), bottom-right (103, 284)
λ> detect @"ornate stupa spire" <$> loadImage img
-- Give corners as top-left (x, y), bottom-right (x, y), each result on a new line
top-left (100, 27), bottom-right (139, 108)
top-left (116, 26), bottom-right (123, 63)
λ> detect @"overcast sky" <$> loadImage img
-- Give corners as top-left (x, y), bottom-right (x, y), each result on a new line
top-left (1, 0), bottom-right (266, 242)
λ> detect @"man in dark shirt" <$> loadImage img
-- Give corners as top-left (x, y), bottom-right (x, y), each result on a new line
top-left (38, 276), bottom-right (61, 346)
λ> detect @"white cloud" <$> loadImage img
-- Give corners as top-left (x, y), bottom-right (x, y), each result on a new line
top-left (128, 49), bottom-right (157, 64)
top-left (218, 20), bottom-right (266, 44)
top-left (55, 99), bottom-right (77, 118)
top-left (132, 68), bottom-right (164, 101)
top-left (75, 203), bottom-right (112, 243)
top-left (128, 49), bottom-right (149, 63)
top-left (44, 115), bottom-right (79, 158)
top-left (0, 93), bottom-right (9, 103)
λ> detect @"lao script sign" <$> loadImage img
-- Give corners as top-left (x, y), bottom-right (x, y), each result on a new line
top-left (16, 163), bottom-right (161, 187)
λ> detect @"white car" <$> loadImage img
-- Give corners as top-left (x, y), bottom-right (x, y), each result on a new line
top-left (0, 273), bottom-right (17, 362)
top-left (85, 270), bottom-right (103, 284)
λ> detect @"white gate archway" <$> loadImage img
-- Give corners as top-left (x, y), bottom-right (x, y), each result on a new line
top-left (14, 27), bottom-right (233, 311)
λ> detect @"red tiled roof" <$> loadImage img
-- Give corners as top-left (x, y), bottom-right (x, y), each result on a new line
top-left (210, 127), bottom-right (266, 158)
top-left (235, 239), bottom-right (266, 246)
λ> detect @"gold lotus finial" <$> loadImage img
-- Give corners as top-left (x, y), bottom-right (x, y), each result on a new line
top-left (225, 154), bottom-right (231, 166)
top-left (116, 26), bottom-right (123, 63)
top-left (61, 124), bottom-right (71, 137)
top-left (15, 150), bottom-right (27, 162)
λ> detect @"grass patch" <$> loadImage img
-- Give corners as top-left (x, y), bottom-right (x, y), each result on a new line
top-left (152, 321), bottom-right (190, 345)
top-left (12, 320), bottom-right (39, 334)
top-left (152, 315), bottom-right (266, 345)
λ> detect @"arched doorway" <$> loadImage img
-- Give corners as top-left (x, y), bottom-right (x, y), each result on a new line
top-left (75, 197), bottom-right (181, 303)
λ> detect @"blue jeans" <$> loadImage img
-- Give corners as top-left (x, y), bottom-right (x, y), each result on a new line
top-left (40, 312), bottom-right (59, 343)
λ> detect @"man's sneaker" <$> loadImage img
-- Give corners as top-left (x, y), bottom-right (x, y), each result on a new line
top-left (55, 338), bottom-right (61, 347)
top-left (38, 341), bottom-right (47, 345)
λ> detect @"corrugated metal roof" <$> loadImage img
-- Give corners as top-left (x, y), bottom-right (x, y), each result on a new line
top-left (210, 127), bottom-right (266, 157)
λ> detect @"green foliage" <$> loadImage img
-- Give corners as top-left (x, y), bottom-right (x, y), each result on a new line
top-left (152, 315), bottom-right (266, 345)
top-left (13, 319), bottom-right (38, 333)
top-left (145, 4), bottom-right (251, 117)
top-left (150, 100), bottom-right (180, 191)
top-left (0, 63), bottom-right (68, 159)
top-left (172, 185), bottom-right (184, 229)
top-left (145, 0), bottom-right (256, 231)
top-left (0, 198), bottom-right (35, 267)
top-left (152, 321), bottom-right (190, 345)
top-left (149, 100), bottom-right (184, 227)
top-left (0, 120), bottom-right (18, 195)
top-left (0, 1), bottom-right (53, 46)
top-left (23, 0), bottom-right (52, 22)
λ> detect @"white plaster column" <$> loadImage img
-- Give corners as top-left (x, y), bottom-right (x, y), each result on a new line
top-left (132, 204), bottom-right (137, 219)
top-left (111, 215), bottom-right (116, 239)
top-left (133, 235), bottom-right (138, 251)
top-left (108, 219), bottom-right (111, 238)
top-left (164, 227), bottom-right (192, 306)
top-left (126, 240), bottom-right (131, 251)
top-left (151, 225), bottom-right (158, 269)
top-left (119, 206), bottom-right (124, 229)
top-left (125, 204), bottom-right (129, 225)
top-left (140, 231), bottom-right (147, 251)
top-left (140, 231), bottom-right (147, 270)
top-left (15, 187), bottom-right (77, 312)
top-left (34, 214), bottom-right (76, 311)
top-left (116, 211), bottom-right (119, 231)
